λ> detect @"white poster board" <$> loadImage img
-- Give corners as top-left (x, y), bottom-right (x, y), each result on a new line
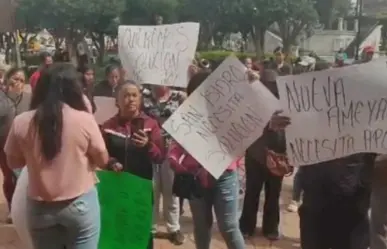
top-left (118, 23), bottom-right (199, 88)
top-left (277, 59), bottom-right (387, 166)
top-left (163, 56), bottom-right (280, 179)
top-left (94, 97), bottom-right (117, 124)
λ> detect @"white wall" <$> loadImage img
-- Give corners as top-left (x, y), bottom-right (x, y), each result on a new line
top-left (300, 30), bottom-right (356, 56)
top-left (245, 31), bottom-right (283, 54)
top-left (264, 31), bottom-right (283, 53)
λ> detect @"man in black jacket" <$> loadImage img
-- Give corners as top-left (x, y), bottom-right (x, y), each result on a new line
top-left (299, 153), bottom-right (375, 249)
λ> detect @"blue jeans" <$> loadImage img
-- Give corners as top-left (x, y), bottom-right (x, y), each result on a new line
top-left (27, 187), bottom-right (100, 249)
top-left (189, 170), bottom-right (244, 249)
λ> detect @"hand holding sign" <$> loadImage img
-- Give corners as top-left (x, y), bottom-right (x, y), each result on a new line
top-left (247, 69), bottom-right (260, 82)
top-left (111, 162), bottom-right (123, 172)
top-left (269, 110), bottom-right (291, 131)
top-left (163, 56), bottom-right (280, 178)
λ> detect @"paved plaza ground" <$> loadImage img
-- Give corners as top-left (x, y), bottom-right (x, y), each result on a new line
top-left (0, 172), bottom-right (300, 249)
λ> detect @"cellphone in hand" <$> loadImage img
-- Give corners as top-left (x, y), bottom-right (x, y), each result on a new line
top-left (130, 118), bottom-right (144, 136)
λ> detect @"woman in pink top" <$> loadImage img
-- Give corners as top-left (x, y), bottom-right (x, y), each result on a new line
top-left (168, 71), bottom-right (290, 249)
top-left (4, 63), bottom-right (109, 249)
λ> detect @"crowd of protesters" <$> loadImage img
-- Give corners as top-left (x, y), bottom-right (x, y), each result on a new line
top-left (0, 36), bottom-right (385, 249)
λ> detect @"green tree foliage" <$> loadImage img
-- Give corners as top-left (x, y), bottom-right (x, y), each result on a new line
top-left (80, 0), bottom-right (125, 64)
top-left (17, 0), bottom-right (125, 64)
top-left (232, 0), bottom-right (283, 56)
top-left (16, 0), bottom-right (341, 59)
top-left (15, 0), bottom-right (46, 51)
top-left (177, 0), bottom-right (233, 49)
top-left (275, 0), bottom-right (318, 53)
top-left (121, 0), bottom-right (179, 25)
top-left (315, 0), bottom-right (352, 29)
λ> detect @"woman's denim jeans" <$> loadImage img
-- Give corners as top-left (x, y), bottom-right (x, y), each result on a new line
top-left (27, 187), bottom-right (100, 249)
top-left (189, 170), bottom-right (244, 249)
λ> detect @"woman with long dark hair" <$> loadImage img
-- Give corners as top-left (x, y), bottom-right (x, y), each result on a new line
top-left (0, 67), bottom-right (30, 223)
top-left (4, 63), bottom-right (109, 249)
top-left (78, 64), bottom-right (96, 113)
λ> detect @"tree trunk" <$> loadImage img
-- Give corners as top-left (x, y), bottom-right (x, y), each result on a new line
top-left (259, 28), bottom-right (265, 56)
top-left (251, 25), bottom-right (264, 58)
top-left (283, 40), bottom-right (292, 54)
top-left (14, 31), bottom-right (21, 67)
top-left (282, 22), bottom-right (305, 56)
top-left (199, 22), bottom-right (215, 50)
top-left (65, 27), bottom-right (79, 66)
top-left (97, 33), bottom-right (105, 66)
top-left (5, 33), bottom-right (13, 64)
top-left (0, 33), bottom-right (4, 50)
top-left (241, 31), bottom-right (248, 52)
top-left (54, 37), bottom-right (64, 50)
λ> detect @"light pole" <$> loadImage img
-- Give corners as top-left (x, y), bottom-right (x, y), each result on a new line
top-left (355, 0), bottom-right (363, 60)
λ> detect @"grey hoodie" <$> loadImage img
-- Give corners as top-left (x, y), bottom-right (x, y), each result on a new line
top-left (0, 91), bottom-right (31, 144)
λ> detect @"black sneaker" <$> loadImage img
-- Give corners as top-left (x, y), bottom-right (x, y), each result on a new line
top-left (169, 230), bottom-right (185, 245)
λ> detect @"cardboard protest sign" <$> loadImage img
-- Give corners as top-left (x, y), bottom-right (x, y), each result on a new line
top-left (94, 97), bottom-right (117, 124)
top-left (118, 22), bottom-right (199, 88)
top-left (277, 59), bottom-right (387, 166)
top-left (163, 56), bottom-right (280, 179)
top-left (97, 171), bottom-right (153, 249)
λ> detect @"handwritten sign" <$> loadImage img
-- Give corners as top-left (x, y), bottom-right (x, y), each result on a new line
top-left (97, 171), bottom-right (153, 249)
top-left (277, 59), bottom-right (387, 166)
top-left (118, 23), bottom-right (199, 88)
top-left (163, 56), bottom-right (280, 178)
top-left (94, 97), bottom-right (117, 124)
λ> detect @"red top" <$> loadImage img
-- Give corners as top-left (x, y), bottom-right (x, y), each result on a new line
top-left (363, 46), bottom-right (375, 53)
top-left (101, 113), bottom-right (165, 180)
top-left (29, 71), bottom-right (41, 90)
top-left (167, 140), bottom-right (242, 188)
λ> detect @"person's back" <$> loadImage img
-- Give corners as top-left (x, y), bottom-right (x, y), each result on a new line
top-left (299, 154), bottom-right (375, 249)
top-left (29, 70), bottom-right (41, 90)
top-left (8, 106), bottom-right (101, 201)
top-left (4, 63), bottom-right (108, 249)
top-left (29, 52), bottom-right (53, 90)
top-left (370, 155), bottom-right (387, 249)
